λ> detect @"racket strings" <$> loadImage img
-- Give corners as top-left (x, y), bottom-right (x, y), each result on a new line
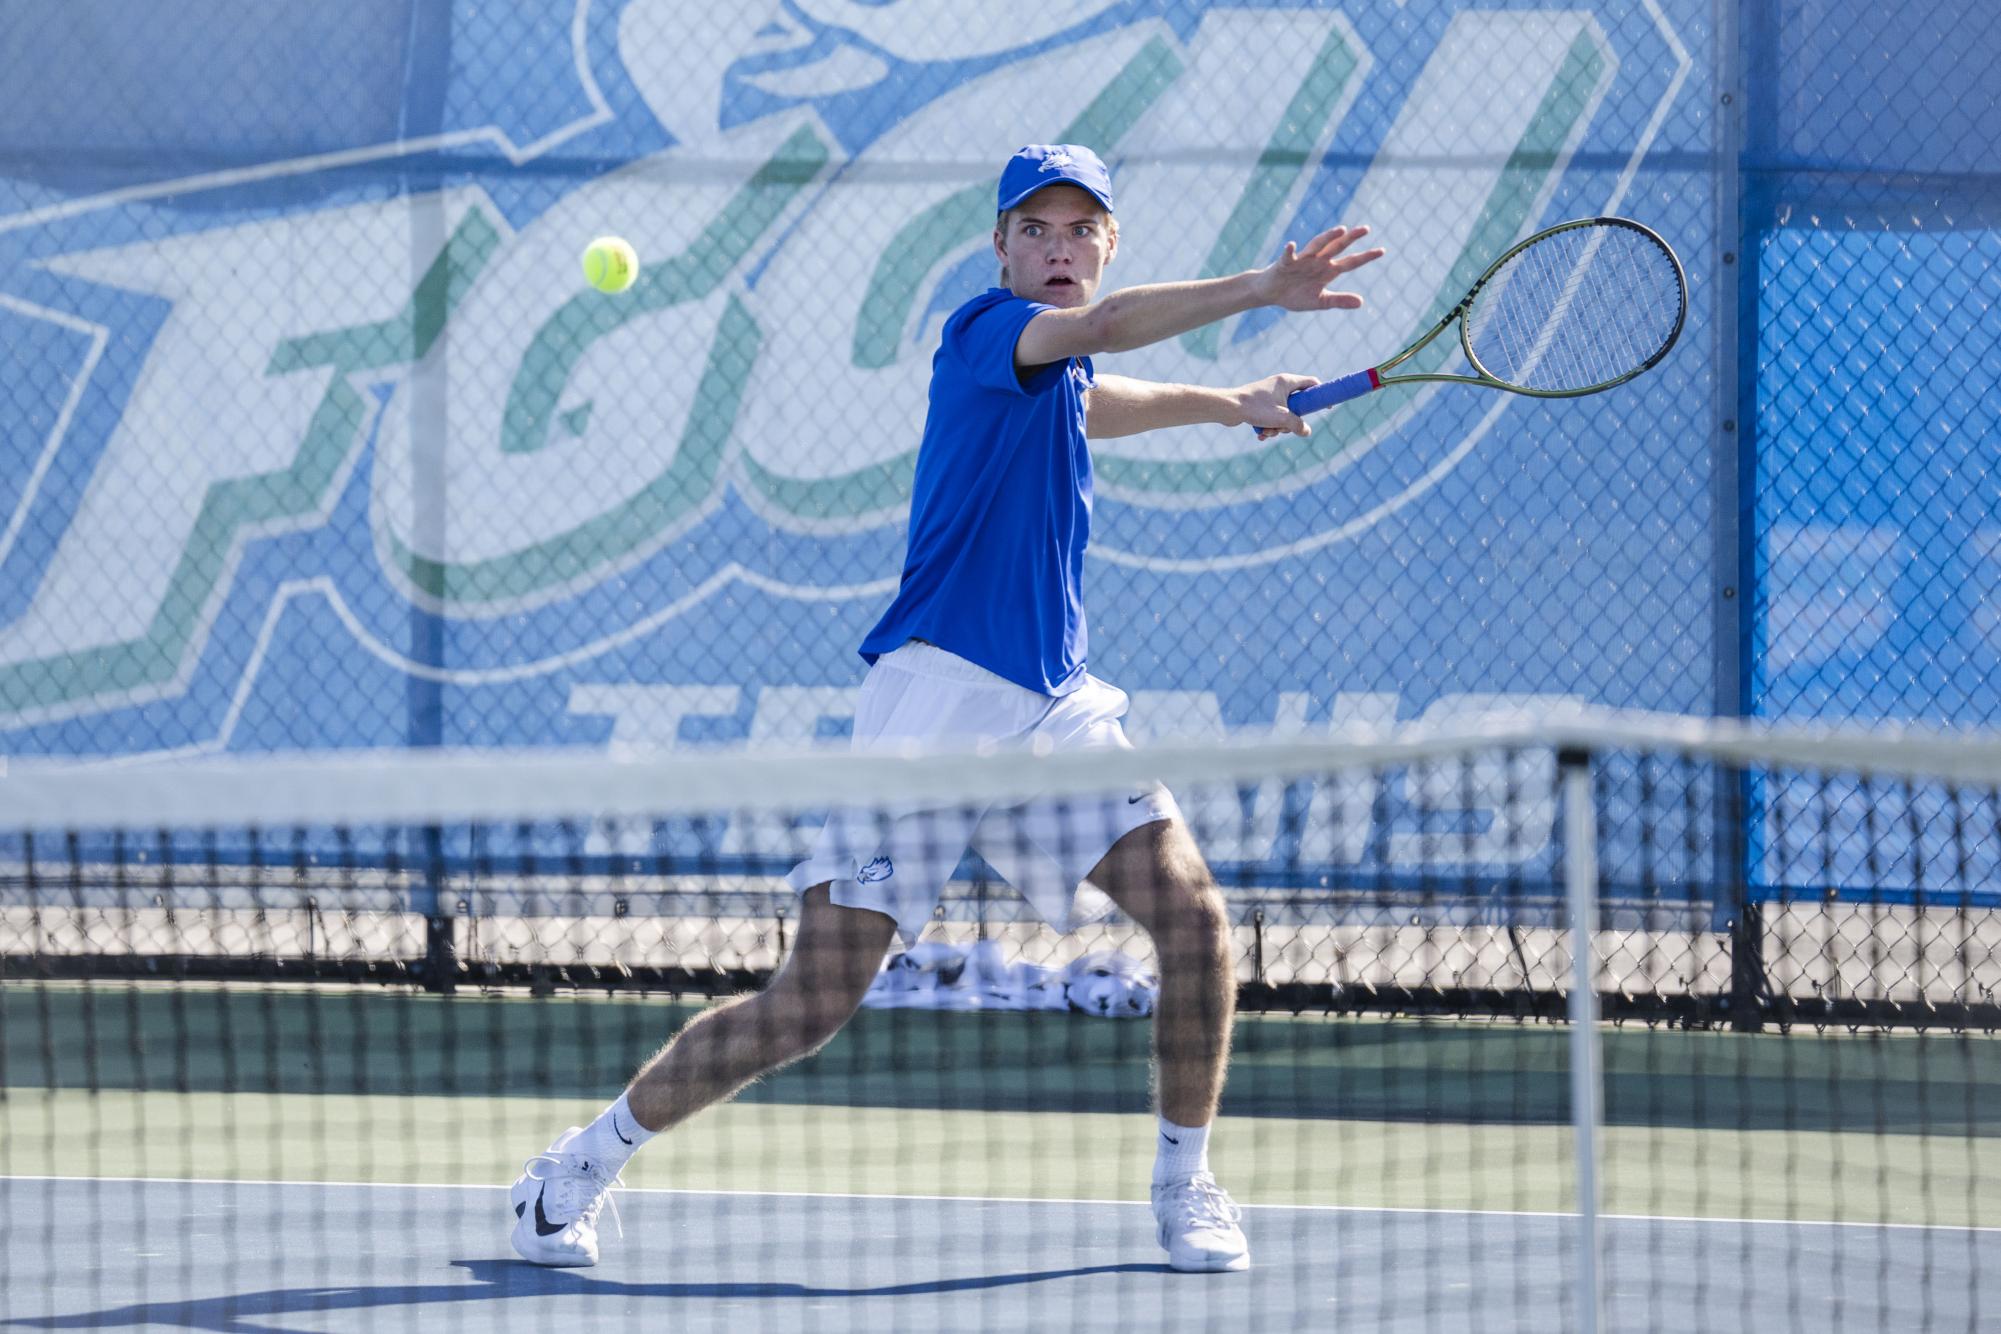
top-left (1464, 223), bottom-right (1683, 393)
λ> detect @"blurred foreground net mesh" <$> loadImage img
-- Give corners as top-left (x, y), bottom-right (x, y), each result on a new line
top-left (3, 711), bottom-right (1998, 1330)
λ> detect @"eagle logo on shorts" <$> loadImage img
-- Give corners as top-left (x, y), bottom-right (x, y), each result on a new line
top-left (855, 856), bottom-right (894, 884)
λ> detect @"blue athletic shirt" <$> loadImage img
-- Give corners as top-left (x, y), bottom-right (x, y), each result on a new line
top-left (857, 287), bottom-right (1095, 695)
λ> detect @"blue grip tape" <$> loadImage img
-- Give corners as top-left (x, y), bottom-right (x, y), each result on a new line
top-left (1288, 368), bottom-right (1379, 416)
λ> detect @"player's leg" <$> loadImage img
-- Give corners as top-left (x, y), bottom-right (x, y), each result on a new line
top-left (1085, 817), bottom-right (1235, 1128)
top-left (1086, 816), bottom-right (1249, 1273)
top-left (623, 886), bottom-right (897, 1128)
top-left (511, 645), bottom-right (1009, 1266)
top-left (990, 673), bottom-right (1236, 1136)
top-left (509, 887), bottom-right (894, 1267)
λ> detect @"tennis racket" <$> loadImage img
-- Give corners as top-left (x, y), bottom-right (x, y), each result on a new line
top-left (1285, 216), bottom-right (1686, 418)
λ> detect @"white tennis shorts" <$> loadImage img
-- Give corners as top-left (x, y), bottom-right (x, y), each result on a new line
top-left (786, 641), bottom-right (1180, 942)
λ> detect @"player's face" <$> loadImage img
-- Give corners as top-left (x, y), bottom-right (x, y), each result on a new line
top-left (994, 185), bottom-right (1116, 308)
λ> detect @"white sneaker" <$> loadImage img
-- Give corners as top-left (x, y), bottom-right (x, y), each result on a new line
top-left (509, 1128), bottom-right (623, 1267)
top-left (1152, 1172), bottom-right (1250, 1273)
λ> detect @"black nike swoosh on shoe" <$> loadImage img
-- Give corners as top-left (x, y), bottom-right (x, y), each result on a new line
top-left (534, 1188), bottom-right (567, 1237)
top-left (1128, 793), bottom-right (1147, 804)
top-left (515, 1200), bottom-right (526, 1218)
top-left (612, 1114), bottom-right (634, 1146)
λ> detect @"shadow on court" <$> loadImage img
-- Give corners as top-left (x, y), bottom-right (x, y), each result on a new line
top-left (6, 1179), bottom-right (1992, 1334)
top-left (2, 1259), bottom-right (1176, 1333)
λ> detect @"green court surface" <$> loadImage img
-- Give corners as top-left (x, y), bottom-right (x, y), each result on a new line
top-left (4, 984), bottom-right (1996, 1227)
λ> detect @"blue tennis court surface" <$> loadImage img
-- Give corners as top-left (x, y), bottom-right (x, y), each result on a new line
top-left (3, 1177), bottom-right (1992, 1332)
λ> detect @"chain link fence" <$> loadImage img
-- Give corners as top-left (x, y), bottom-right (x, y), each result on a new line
top-left (1748, 1), bottom-right (2001, 733)
top-left (3, 2), bottom-right (1998, 975)
top-left (2, 2), bottom-right (1718, 756)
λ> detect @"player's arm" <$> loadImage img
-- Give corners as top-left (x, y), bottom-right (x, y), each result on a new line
top-left (1017, 224), bottom-right (1383, 368)
top-left (1085, 373), bottom-right (1320, 439)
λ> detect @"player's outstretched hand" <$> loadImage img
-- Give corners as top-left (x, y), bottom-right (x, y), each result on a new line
top-left (1237, 374), bottom-right (1320, 439)
top-left (1261, 224), bottom-right (1385, 312)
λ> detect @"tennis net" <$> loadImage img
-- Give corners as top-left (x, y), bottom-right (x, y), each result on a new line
top-left (2, 707), bottom-right (1997, 1331)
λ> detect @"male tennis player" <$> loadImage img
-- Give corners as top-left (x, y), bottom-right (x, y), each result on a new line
top-left (511, 143), bottom-right (1382, 1273)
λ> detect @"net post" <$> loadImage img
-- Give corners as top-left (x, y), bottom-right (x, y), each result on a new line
top-left (1557, 744), bottom-right (1603, 1334)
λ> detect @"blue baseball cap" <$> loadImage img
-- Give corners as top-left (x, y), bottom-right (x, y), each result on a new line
top-left (996, 144), bottom-right (1115, 214)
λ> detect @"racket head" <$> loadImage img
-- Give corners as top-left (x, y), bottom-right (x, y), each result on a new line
top-left (1457, 217), bottom-right (1687, 396)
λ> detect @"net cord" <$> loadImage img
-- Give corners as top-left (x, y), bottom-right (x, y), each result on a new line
top-left (4, 703), bottom-right (2001, 831)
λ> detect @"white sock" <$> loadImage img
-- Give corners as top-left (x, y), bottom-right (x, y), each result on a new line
top-left (569, 1092), bottom-right (656, 1176)
top-left (1153, 1116), bottom-right (1212, 1184)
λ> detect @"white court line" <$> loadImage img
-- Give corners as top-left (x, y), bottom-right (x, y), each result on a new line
top-left (4, 1174), bottom-right (1995, 1234)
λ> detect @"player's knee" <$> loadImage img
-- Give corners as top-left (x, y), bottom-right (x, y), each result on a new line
top-left (1189, 885), bottom-right (1231, 950)
top-left (1155, 880), bottom-right (1230, 965)
top-left (743, 986), bottom-right (854, 1062)
top-left (796, 986), bottom-right (866, 1054)
top-left (766, 954), bottom-right (875, 1052)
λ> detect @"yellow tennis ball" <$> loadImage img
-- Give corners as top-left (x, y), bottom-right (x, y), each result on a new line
top-left (582, 236), bottom-right (638, 294)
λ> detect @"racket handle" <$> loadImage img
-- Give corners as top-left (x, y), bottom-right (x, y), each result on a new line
top-left (1289, 368), bottom-right (1381, 416)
